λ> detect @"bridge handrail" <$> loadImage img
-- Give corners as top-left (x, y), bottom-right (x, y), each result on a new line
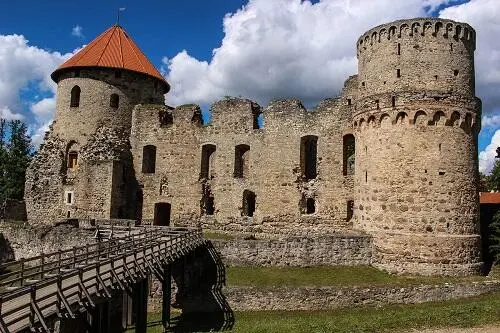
top-left (0, 226), bottom-right (201, 291)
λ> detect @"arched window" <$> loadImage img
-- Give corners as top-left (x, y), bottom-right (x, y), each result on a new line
top-left (110, 94), bottom-right (119, 109)
top-left (234, 144), bottom-right (250, 178)
top-left (343, 134), bottom-right (355, 176)
top-left (70, 86), bottom-right (81, 107)
top-left (200, 144), bottom-right (216, 179)
top-left (142, 145), bottom-right (157, 174)
top-left (242, 190), bottom-right (256, 217)
top-left (300, 135), bottom-right (318, 180)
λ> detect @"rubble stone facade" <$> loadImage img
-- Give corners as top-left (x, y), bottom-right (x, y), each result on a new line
top-left (25, 17), bottom-right (483, 276)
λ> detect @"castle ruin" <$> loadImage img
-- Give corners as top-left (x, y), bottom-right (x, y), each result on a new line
top-left (25, 17), bottom-right (483, 276)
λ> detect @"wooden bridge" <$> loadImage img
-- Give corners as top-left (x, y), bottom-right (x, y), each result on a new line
top-left (0, 226), bottom-right (207, 333)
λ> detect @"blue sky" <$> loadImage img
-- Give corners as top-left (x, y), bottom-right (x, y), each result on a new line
top-left (0, 0), bottom-right (499, 173)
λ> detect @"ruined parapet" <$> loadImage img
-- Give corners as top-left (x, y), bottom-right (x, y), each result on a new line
top-left (209, 98), bottom-right (262, 133)
top-left (353, 18), bottom-right (482, 276)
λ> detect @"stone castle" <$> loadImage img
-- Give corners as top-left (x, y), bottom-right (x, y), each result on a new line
top-left (25, 17), bottom-right (483, 276)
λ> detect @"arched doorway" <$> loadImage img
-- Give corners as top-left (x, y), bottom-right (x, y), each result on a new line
top-left (154, 202), bottom-right (171, 226)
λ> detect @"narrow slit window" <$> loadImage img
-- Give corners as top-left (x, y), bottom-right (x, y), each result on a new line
top-left (234, 144), bottom-right (250, 178)
top-left (365, 171), bottom-right (368, 183)
top-left (347, 99), bottom-right (352, 106)
top-left (397, 43), bottom-right (401, 55)
top-left (242, 190), bottom-right (256, 217)
top-left (110, 94), bottom-right (119, 109)
top-left (347, 200), bottom-right (354, 221)
top-left (142, 145), bottom-right (157, 174)
top-left (70, 86), bottom-right (81, 107)
top-left (306, 198), bottom-right (315, 214)
top-left (375, 100), bottom-right (380, 109)
top-left (392, 96), bottom-right (396, 107)
top-left (343, 134), bottom-right (355, 176)
top-left (300, 135), bottom-right (318, 180)
top-left (397, 69), bottom-right (401, 78)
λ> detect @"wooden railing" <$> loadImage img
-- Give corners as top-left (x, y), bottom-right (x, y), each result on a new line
top-left (0, 226), bottom-right (205, 333)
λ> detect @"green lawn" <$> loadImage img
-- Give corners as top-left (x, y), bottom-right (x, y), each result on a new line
top-left (225, 266), bottom-right (489, 287)
top-left (127, 291), bottom-right (500, 332)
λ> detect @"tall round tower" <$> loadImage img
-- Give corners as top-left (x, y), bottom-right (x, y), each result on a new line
top-left (353, 18), bottom-right (482, 275)
top-left (25, 25), bottom-right (169, 223)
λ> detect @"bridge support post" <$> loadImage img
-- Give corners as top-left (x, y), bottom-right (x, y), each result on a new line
top-left (162, 264), bottom-right (172, 332)
top-left (134, 278), bottom-right (148, 333)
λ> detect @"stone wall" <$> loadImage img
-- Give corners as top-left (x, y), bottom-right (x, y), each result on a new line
top-left (223, 280), bottom-right (500, 311)
top-left (212, 234), bottom-right (372, 267)
top-left (0, 223), bottom-right (95, 259)
top-left (1, 199), bottom-right (27, 221)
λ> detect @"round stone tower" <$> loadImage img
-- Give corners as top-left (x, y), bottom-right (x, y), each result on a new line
top-left (25, 25), bottom-right (170, 223)
top-left (50, 24), bottom-right (169, 143)
top-left (353, 18), bottom-right (482, 275)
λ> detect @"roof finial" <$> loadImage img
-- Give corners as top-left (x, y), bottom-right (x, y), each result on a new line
top-left (117, 7), bottom-right (126, 26)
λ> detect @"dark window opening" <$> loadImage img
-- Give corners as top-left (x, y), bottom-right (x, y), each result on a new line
top-left (252, 105), bottom-right (263, 129)
top-left (439, 143), bottom-right (442, 151)
top-left (434, 75), bottom-right (438, 80)
top-left (397, 69), bottom-right (401, 78)
top-left (347, 200), bottom-right (354, 222)
top-left (242, 190), bottom-right (256, 217)
top-left (200, 144), bottom-right (216, 179)
top-left (375, 100), bottom-right (380, 109)
top-left (343, 134), bottom-right (355, 176)
top-left (67, 211), bottom-right (71, 218)
top-left (68, 152), bottom-right (78, 169)
top-left (142, 145), bottom-right (157, 174)
top-left (110, 94), bottom-right (119, 108)
top-left (201, 184), bottom-right (215, 216)
top-left (362, 82), bottom-right (365, 87)
top-left (392, 96), bottom-right (396, 107)
top-left (439, 171), bottom-right (446, 176)
top-left (234, 144), bottom-right (250, 178)
top-left (347, 99), bottom-right (352, 106)
top-left (153, 202), bottom-right (171, 226)
top-left (450, 43), bottom-right (453, 51)
top-left (159, 110), bottom-right (173, 127)
top-left (454, 70), bottom-right (459, 76)
top-left (306, 198), bottom-right (315, 214)
top-left (300, 135), bottom-right (318, 180)
top-left (70, 86), bottom-right (81, 107)
top-left (365, 171), bottom-right (368, 183)
top-left (67, 192), bottom-right (72, 204)
top-left (397, 43), bottom-right (401, 55)
top-left (115, 70), bottom-right (122, 79)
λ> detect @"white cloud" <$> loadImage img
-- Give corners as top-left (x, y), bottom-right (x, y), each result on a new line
top-left (479, 129), bottom-right (500, 174)
top-left (164, 0), bottom-right (460, 106)
top-left (71, 25), bottom-right (84, 38)
top-left (0, 34), bottom-right (73, 145)
top-left (0, 106), bottom-right (23, 120)
top-left (482, 114), bottom-right (500, 129)
top-left (439, 0), bottom-right (500, 114)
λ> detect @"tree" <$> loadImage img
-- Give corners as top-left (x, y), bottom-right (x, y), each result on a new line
top-left (490, 210), bottom-right (500, 265)
top-left (487, 159), bottom-right (500, 192)
top-left (3, 120), bottom-right (32, 201)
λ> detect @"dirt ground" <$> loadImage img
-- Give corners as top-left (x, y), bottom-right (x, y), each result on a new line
top-left (409, 325), bottom-right (500, 333)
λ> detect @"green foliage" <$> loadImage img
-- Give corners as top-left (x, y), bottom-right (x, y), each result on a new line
top-left (0, 119), bottom-right (32, 201)
top-left (490, 210), bottom-right (500, 264)
top-left (225, 266), bottom-right (486, 287)
top-left (488, 159), bottom-right (500, 192)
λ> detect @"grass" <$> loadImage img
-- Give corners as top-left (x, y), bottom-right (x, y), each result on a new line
top-left (225, 266), bottom-right (490, 287)
top-left (126, 291), bottom-right (500, 332)
top-left (203, 231), bottom-right (235, 240)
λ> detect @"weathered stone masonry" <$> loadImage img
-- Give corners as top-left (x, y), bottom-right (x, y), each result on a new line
top-left (25, 18), bottom-right (483, 276)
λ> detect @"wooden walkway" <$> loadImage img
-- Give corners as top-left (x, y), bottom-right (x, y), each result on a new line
top-left (0, 226), bottom-right (206, 332)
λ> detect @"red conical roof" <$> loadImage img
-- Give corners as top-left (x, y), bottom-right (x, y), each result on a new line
top-left (52, 25), bottom-right (168, 88)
